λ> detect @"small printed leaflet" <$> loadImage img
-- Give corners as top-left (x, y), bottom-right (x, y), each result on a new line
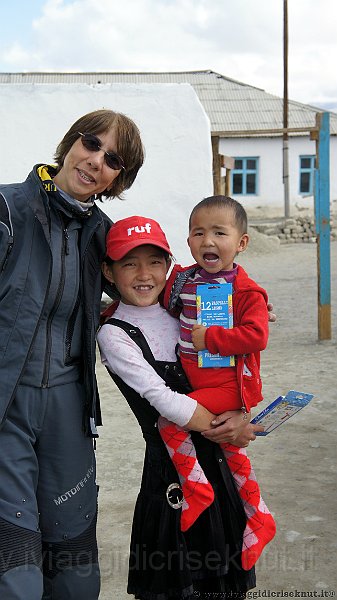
top-left (251, 390), bottom-right (314, 435)
top-left (196, 283), bottom-right (234, 368)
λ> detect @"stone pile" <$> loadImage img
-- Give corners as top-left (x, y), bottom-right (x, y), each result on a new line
top-left (251, 215), bottom-right (337, 244)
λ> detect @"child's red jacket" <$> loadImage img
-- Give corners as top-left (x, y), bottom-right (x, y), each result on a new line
top-left (163, 263), bottom-right (269, 412)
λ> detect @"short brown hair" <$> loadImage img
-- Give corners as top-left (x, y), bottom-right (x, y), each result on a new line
top-left (189, 195), bottom-right (248, 234)
top-left (54, 109), bottom-right (145, 199)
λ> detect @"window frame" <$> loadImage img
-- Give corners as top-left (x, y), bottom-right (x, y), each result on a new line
top-left (231, 156), bottom-right (259, 196)
top-left (299, 155), bottom-right (315, 196)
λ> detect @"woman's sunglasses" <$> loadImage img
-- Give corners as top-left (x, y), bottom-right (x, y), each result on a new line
top-left (78, 132), bottom-right (125, 171)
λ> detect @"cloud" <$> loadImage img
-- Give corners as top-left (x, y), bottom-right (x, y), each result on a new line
top-left (0, 0), bottom-right (336, 109)
top-left (2, 42), bottom-right (31, 67)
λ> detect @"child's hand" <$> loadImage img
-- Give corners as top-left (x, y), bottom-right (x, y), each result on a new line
top-left (191, 324), bottom-right (207, 351)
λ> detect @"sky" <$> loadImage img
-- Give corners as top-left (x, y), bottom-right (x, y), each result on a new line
top-left (0, 0), bottom-right (336, 112)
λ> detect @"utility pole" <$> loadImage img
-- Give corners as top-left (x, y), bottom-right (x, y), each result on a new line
top-left (283, 0), bottom-right (290, 217)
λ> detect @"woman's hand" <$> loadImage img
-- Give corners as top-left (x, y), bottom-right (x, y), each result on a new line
top-left (267, 302), bottom-right (276, 323)
top-left (201, 410), bottom-right (264, 445)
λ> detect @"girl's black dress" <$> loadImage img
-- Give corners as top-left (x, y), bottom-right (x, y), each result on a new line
top-left (106, 318), bottom-right (256, 600)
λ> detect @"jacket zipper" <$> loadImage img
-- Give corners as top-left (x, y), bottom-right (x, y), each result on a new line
top-left (80, 225), bottom-right (102, 434)
top-left (0, 235), bottom-right (14, 273)
top-left (41, 226), bottom-right (69, 388)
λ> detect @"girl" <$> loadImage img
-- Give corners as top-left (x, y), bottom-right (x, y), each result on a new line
top-left (98, 215), bottom-right (259, 600)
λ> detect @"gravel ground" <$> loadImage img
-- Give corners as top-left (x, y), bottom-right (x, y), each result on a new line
top-left (95, 238), bottom-right (337, 599)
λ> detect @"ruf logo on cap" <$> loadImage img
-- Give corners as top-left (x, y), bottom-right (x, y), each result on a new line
top-left (127, 223), bottom-right (152, 237)
top-left (106, 215), bottom-right (172, 261)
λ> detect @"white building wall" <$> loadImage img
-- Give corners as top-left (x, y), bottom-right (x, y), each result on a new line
top-left (0, 83), bottom-right (213, 264)
top-left (219, 135), bottom-right (337, 210)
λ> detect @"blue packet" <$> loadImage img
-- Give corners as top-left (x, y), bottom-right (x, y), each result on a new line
top-left (196, 283), bottom-right (235, 368)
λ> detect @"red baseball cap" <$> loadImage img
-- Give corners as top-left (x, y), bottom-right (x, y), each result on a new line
top-left (106, 215), bottom-right (172, 260)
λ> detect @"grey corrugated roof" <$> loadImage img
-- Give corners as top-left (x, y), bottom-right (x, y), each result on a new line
top-left (1, 69), bottom-right (336, 136)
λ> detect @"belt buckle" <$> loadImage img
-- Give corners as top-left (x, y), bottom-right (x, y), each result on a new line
top-left (166, 483), bottom-right (184, 509)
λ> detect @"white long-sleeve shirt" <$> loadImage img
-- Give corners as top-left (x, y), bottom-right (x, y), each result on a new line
top-left (97, 302), bottom-right (197, 427)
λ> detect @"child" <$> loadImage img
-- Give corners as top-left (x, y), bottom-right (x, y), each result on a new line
top-left (97, 215), bottom-right (257, 600)
top-left (160, 195), bottom-right (276, 571)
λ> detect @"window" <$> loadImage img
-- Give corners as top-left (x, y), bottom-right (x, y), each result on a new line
top-left (231, 157), bottom-right (258, 195)
top-left (299, 155), bottom-right (315, 195)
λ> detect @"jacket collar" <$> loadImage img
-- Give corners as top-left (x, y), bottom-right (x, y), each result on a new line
top-left (26, 165), bottom-right (105, 241)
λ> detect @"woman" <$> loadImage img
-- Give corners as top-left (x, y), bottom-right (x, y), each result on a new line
top-left (0, 109), bottom-right (144, 600)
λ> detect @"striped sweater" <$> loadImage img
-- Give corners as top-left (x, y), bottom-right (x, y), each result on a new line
top-left (178, 266), bottom-right (238, 361)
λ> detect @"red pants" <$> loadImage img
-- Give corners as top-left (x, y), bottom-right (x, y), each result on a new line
top-left (181, 356), bottom-right (242, 413)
